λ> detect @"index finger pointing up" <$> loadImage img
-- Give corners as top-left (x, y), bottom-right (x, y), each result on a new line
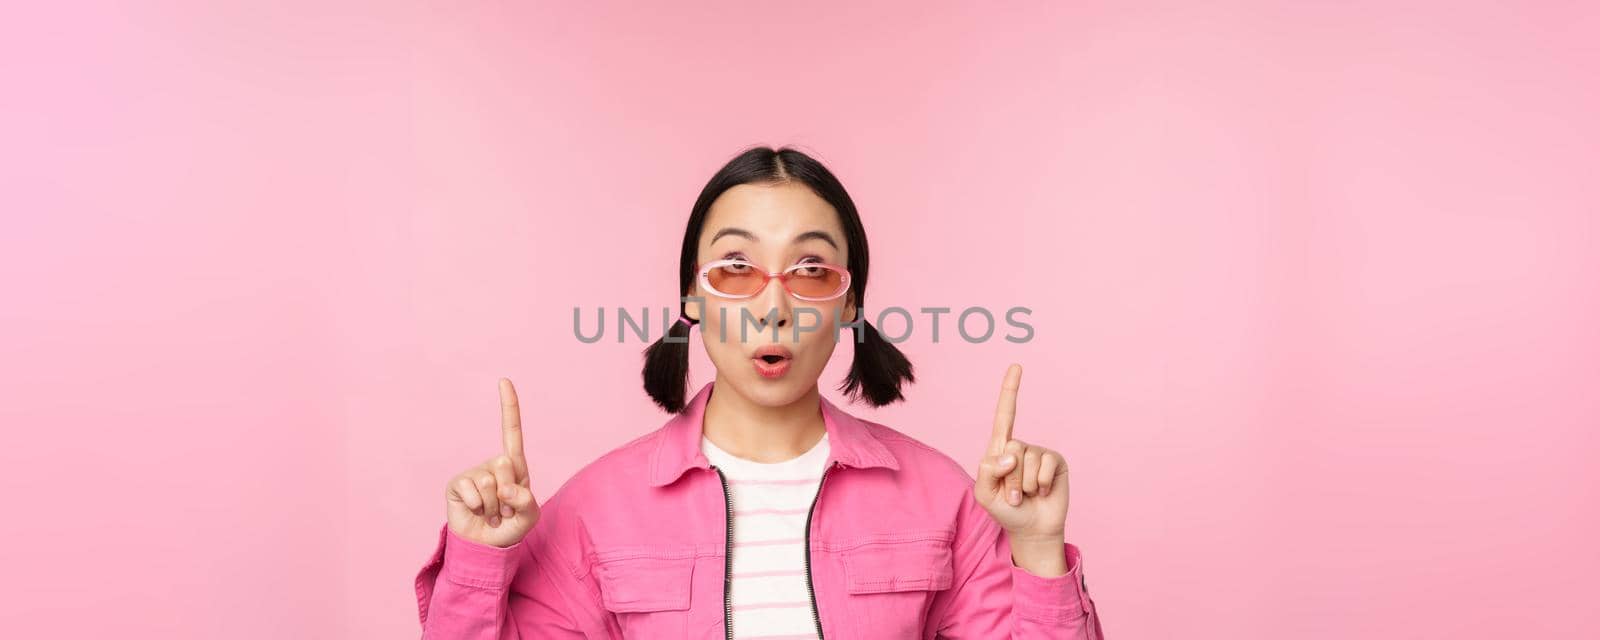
top-left (499, 377), bottom-right (528, 481)
top-left (989, 363), bottom-right (1022, 457)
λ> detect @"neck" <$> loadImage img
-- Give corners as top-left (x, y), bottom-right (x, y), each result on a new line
top-left (702, 375), bottom-right (826, 463)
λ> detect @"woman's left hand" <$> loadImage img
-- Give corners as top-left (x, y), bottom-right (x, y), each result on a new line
top-left (973, 364), bottom-right (1070, 546)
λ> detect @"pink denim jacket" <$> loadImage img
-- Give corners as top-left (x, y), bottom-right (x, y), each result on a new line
top-left (415, 381), bottom-right (1104, 639)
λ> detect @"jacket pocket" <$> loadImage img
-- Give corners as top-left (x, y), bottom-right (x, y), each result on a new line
top-left (593, 553), bottom-right (695, 637)
top-left (840, 533), bottom-right (954, 638)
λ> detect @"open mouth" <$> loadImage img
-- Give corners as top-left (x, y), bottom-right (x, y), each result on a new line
top-left (751, 346), bottom-right (793, 378)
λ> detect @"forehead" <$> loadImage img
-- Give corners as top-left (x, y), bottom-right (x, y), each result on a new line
top-left (700, 182), bottom-right (844, 248)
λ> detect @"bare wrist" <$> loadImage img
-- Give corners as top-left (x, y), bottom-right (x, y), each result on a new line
top-left (1009, 535), bottom-right (1067, 577)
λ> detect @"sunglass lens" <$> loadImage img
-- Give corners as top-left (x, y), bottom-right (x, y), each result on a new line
top-left (706, 264), bottom-right (764, 297)
top-left (787, 267), bottom-right (844, 298)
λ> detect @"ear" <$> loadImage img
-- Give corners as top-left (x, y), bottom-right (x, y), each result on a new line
top-left (684, 278), bottom-right (703, 322)
top-left (840, 291), bottom-right (858, 324)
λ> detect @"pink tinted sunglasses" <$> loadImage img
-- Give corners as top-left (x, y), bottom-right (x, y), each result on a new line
top-left (694, 258), bottom-right (852, 301)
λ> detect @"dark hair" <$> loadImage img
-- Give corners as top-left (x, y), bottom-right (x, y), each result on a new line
top-left (641, 145), bottom-right (915, 413)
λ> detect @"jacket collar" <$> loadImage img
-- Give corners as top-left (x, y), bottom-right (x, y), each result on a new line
top-left (648, 380), bottom-right (900, 487)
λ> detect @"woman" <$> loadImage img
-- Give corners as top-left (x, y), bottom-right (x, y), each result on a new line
top-left (414, 146), bottom-right (1104, 639)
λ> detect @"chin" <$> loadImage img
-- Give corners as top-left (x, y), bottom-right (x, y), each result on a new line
top-left (728, 369), bottom-right (815, 407)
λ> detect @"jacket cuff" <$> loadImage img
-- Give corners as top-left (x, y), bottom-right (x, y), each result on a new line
top-left (1010, 541), bottom-right (1092, 624)
top-left (441, 522), bottom-right (522, 590)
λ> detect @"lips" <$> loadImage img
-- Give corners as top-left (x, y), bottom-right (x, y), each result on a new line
top-left (751, 345), bottom-right (793, 378)
top-left (751, 344), bottom-right (793, 363)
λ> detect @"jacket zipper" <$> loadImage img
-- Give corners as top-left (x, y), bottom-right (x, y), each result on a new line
top-left (714, 465), bottom-right (734, 640)
top-left (802, 462), bottom-right (837, 639)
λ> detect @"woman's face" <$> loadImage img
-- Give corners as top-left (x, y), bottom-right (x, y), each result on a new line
top-left (686, 182), bottom-right (857, 408)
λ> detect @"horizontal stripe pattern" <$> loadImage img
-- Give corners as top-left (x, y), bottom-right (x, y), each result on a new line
top-left (703, 431), bottom-right (829, 640)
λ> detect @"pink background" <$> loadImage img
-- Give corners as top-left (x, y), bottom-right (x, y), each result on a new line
top-left (3, 2), bottom-right (1597, 638)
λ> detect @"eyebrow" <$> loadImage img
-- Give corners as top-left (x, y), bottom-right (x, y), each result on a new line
top-left (709, 227), bottom-right (839, 250)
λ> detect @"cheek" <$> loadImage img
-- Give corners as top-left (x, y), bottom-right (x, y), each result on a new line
top-left (798, 334), bottom-right (839, 365)
top-left (697, 302), bottom-right (765, 356)
top-left (792, 305), bottom-right (845, 355)
top-left (801, 302), bottom-right (848, 331)
top-left (698, 300), bottom-right (744, 335)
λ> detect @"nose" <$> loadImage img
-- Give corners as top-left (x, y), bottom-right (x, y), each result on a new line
top-left (751, 272), bottom-right (792, 330)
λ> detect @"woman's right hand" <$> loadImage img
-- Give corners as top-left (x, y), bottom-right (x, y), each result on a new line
top-left (445, 378), bottom-right (541, 548)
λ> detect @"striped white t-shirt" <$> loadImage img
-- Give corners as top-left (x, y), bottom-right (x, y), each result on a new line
top-left (702, 430), bottom-right (830, 640)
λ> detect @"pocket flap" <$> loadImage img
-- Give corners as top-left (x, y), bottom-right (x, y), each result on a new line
top-left (594, 555), bottom-right (695, 613)
top-left (842, 537), bottom-right (954, 594)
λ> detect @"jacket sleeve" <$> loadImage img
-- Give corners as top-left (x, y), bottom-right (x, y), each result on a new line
top-left (414, 490), bottom-right (612, 639)
top-left (930, 487), bottom-right (1104, 639)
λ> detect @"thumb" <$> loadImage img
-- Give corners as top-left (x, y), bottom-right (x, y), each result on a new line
top-left (974, 452), bottom-right (1016, 500)
top-left (501, 483), bottom-right (537, 512)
